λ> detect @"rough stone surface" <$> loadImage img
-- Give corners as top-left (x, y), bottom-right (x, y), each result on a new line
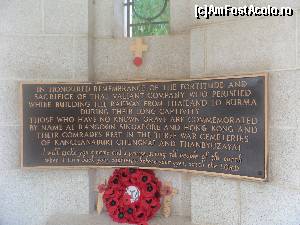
top-left (143, 35), bottom-right (190, 80)
top-left (189, 8), bottom-right (300, 225)
top-left (269, 128), bottom-right (300, 188)
top-left (241, 182), bottom-right (300, 225)
top-left (94, 0), bottom-right (114, 37)
top-left (0, 80), bottom-right (19, 125)
top-left (112, 0), bottom-right (125, 38)
top-left (47, 214), bottom-right (196, 225)
top-left (0, 126), bottom-right (20, 170)
top-left (74, 37), bottom-right (89, 80)
top-left (0, 170), bottom-right (90, 225)
top-left (44, 0), bottom-right (88, 34)
top-left (205, 16), bottom-right (296, 74)
top-left (0, 0), bottom-right (42, 34)
top-left (191, 176), bottom-right (240, 225)
top-left (190, 28), bottom-right (205, 76)
top-left (0, 36), bottom-right (75, 80)
top-left (269, 70), bottom-right (300, 129)
top-left (94, 37), bottom-right (132, 81)
top-left (298, 10), bottom-right (300, 68)
top-left (170, 0), bottom-right (191, 34)
top-left (0, 170), bottom-right (46, 225)
top-left (94, 35), bottom-right (190, 81)
top-left (1, 2), bottom-right (90, 225)
top-left (43, 170), bottom-right (90, 216)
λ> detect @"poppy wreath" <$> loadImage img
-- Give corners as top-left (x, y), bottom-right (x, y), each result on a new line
top-left (98, 168), bottom-right (162, 225)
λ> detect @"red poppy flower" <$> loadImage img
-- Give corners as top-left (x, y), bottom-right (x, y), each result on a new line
top-left (142, 182), bottom-right (158, 198)
top-left (133, 208), bottom-right (148, 223)
top-left (112, 208), bottom-right (127, 224)
top-left (105, 198), bottom-right (119, 215)
top-left (108, 174), bottom-right (121, 186)
top-left (122, 193), bottom-right (132, 206)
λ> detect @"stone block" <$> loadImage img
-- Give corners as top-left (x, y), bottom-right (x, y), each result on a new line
top-left (269, 70), bottom-right (300, 129)
top-left (191, 176), bottom-right (240, 225)
top-left (94, 0), bottom-right (114, 38)
top-left (44, 0), bottom-right (88, 34)
top-left (113, 0), bottom-right (126, 38)
top-left (43, 170), bottom-right (90, 215)
top-left (190, 28), bottom-right (205, 76)
top-left (94, 35), bottom-right (190, 81)
top-left (0, 36), bottom-right (75, 80)
top-left (74, 37), bottom-right (89, 81)
top-left (0, 81), bottom-right (19, 125)
top-left (205, 16), bottom-right (296, 74)
top-left (241, 182), bottom-right (300, 225)
top-left (0, 0), bottom-right (42, 34)
top-left (0, 126), bottom-right (20, 170)
top-left (94, 37), bottom-right (132, 81)
top-left (269, 128), bottom-right (300, 188)
top-left (0, 170), bottom-right (46, 225)
top-left (170, 0), bottom-right (191, 34)
top-left (88, 169), bottom-right (98, 212)
top-left (143, 35), bottom-right (190, 80)
top-left (298, 10), bottom-right (300, 67)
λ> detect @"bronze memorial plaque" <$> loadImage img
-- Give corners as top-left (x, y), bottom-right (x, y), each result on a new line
top-left (21, 74), bottom-right (268, 181)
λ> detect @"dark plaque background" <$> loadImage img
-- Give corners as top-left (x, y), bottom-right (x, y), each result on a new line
top-left (21, 74), bottom-right (267, 180)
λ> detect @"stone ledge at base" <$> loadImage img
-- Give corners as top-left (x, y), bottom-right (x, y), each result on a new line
top-left (46, 214), bottom-right (198, 225)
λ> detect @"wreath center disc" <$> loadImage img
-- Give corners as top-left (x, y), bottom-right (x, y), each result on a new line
top-left (126, 186), bottom-right (140, 203)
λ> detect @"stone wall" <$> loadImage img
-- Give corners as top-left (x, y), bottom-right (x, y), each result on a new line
top-left (189, 1), bottom-right (300, 225)
top-left (0, 1), bottom-right (90, 225)
top-left (0, 0), bottom-right (300, 225)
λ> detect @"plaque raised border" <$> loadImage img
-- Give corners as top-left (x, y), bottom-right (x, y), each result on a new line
top-left (20, 73), bottom-right (268, 181)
